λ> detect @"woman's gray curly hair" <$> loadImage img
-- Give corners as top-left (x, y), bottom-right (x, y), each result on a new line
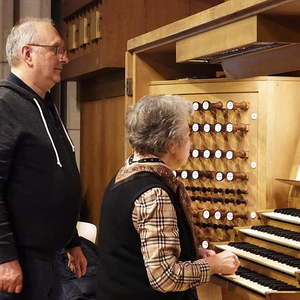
top-left (126, 94), bottom-right (192, 155)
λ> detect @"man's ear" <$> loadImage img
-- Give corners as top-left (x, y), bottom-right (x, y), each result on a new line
top-left (21, 45), bottom-right (33, 66)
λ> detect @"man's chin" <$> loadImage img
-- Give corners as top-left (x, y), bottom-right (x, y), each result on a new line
top-left (53, 75), bottom-right (61, 83)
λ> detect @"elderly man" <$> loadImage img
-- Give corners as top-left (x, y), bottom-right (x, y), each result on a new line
top-left (0, 18), bottom-right (86, 299)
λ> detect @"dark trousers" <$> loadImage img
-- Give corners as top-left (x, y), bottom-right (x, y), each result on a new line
top-left (0, 255), bottom-right (64, 300)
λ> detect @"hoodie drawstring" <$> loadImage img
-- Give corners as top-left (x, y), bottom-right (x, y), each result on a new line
top-left (53, 104), bottom-right (75, 153)
top-left (32, 98), bottom-right (63, 168)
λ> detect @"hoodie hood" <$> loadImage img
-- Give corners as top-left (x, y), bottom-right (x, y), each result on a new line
top-left (0, 80), bottom-right (75, 168)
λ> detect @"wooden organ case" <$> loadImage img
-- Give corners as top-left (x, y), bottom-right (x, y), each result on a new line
top-left (126, 2), bottom-right (300, 299)
top-left (148, 78), bottom-right (300, 299)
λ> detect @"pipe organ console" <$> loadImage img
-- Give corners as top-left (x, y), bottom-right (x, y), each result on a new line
top-left (213, 209), bottom-right (300, 299)
top-left (149, 77), bottom-right (300, 300)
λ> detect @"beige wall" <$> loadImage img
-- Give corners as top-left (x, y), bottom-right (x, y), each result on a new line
top-left (66, 81), bottom-right (81, 168)
top-left (0, 0), bottom-right (51, 78)
top-left (19, 0), bottom-right (51, 19)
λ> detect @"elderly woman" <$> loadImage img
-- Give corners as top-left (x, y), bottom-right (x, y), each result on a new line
top-left (97, 95), bottom-right (239, 300)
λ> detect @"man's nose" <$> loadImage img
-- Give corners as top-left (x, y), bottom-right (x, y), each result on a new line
top-left (60, 53), bottom-right (69, 64)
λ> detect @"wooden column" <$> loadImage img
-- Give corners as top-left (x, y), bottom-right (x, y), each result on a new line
top-left (0, 0), bottom-right (13, 79)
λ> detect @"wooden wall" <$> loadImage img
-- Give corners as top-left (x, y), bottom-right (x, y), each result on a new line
top-left (80, 95), bottom-right (125, 226)
top-left (79, 70), bottom-right (125, 225)
top-left (59, 0), bottom-right (224, 228)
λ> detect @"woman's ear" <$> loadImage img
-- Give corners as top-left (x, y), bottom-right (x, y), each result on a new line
top-left (167, 141), bottom-right (176, 155)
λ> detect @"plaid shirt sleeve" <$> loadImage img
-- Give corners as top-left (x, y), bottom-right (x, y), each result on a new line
top-left (132, 187), bottom-right (211, 293)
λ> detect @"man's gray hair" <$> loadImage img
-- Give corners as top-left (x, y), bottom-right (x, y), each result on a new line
top-left (126, 94), bottom-right (192, 155)
top-left (6, 17), bottom-right (54, 66)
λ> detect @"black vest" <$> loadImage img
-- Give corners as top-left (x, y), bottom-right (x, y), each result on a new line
top-left (97, 171), bottom-right (197, 300)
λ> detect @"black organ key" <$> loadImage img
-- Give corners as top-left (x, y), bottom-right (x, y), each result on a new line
top-left (251, 225), bottom-right (300, 242)
top-left (236, 267), bottom-right (300, 291)
top-left (275, 208), bottom-right (300, 218)
top-left (228, 242), bottom-right (300, 268)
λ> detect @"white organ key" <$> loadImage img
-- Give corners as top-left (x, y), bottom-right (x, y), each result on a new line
top-left (261, 211), bottom-right (300, 225)
top-left (219, 274), bottom-right (275, 295)
top-left (239, 228), bottom-right (300, 250)
top-left (216, 244), bottom-right (299, 276)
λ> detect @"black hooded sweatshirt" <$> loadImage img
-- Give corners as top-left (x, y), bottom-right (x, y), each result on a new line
top-left (0, 74), bottom-right (81, 263)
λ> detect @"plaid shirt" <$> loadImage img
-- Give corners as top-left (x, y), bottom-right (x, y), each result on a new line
top-left (132, 187), bottom-right (211, 293)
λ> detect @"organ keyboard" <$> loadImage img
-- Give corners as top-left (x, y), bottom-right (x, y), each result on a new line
top-left (211, 208), bottom-right (300, 300)
top-left (261, 208), bottom-right (300, 225)
top-left (215, 267), bottom-right (300, 294)
top-left (238, 226), bottom-right (300, 250)
top-left (216, 242), bottom-right (300, 277)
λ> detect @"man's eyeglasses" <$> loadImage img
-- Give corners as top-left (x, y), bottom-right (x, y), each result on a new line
top-left (27, 44), bottom-right (67, 56)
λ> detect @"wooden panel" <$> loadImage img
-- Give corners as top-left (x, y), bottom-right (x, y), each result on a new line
top-left (222, 44), bottom-right (300, 79)
top-left (132, 51), bottom-right (221, 102)
top-left (127, 0), bottom-right (294, 52)
top-left (79, 69), bottom-right (125, 101)
top-left (257, 15), bottom-right (300, 42)
top-left (197, 283), bottom-right (222, 300)
top-left (211, 276), bottom-right (265, 300)
top-left (61, 0), bottom-right (223, 80)
top-left (176, 14), bottom-right (300, 63)
top-left (61, 0), bottom-right (95, 19)
top-left (125, 51), bottom-right (134, 159)
top-left (189, 0), bottom-right (224, 15)
top-left (101, 0), bottom-right (146, 68)
top-left (176, 16), bottom-right (259, 62)
top-left (147, 77), bottom-right (300, 246)
top-left (144, 0), bottom-right (189, 32)
top-left (80, 95), bottom-right (125, 227)
top-left (267, 292), bottom-right (300, 300)
top-left (264, 0), bottom-right (300, 16)
top-left (62, 1), bottom-right (104, 80)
